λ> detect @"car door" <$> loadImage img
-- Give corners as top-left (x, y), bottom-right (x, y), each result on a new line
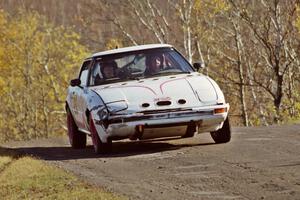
top-left (72, 60), bottom-right (92, 130)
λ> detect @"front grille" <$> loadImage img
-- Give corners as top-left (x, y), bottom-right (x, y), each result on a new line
top-left (156, 101), bottom-right (171, 106)
top-left (145, 121), bottom-right (198, 128)
top-left (108, 109), bottom-right (213, 124)
top-left (139, 108), bottom-right (192, 115)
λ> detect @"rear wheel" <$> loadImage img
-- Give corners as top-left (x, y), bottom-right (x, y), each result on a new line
top-left (89, 115), bottom-right (112, 154)
top-left (210, 117), bottom-right (231, 143)
top-left (66, 108), bottom-right (86, 149)
top-left (182, 125), bottom-right (196, 138)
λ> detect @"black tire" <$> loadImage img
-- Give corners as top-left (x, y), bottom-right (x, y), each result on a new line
top-left (89, 115), bottom-right (112, 154)
top-left (66, 108), bottom-right (87, 149)
top-left (182, 125), bottom-right (196, 138)
top-left (210, 117), bottom-right (231, 143)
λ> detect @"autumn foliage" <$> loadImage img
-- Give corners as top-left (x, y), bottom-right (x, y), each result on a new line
top-left (0, 10), bottom-right (87, 142)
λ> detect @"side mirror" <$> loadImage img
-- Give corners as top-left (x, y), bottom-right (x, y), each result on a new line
top-left (193, 62), bottom-right (205, 71)
top-left (70, 78), bottom-right (81, 87)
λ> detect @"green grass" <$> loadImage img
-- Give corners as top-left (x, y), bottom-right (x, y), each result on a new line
top-left (0, 148), bottom-right (126, 200)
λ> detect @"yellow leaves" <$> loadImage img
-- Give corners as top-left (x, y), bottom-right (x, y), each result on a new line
top-left (0, 9), bottom-right (7, 28)
top-left (105, 38), bottom-right (124, 50)
top-left (0, 77), bottom-right (7, 96)
top-left (0, 10), bottom-right (7, 67)
top-left (296, 5), bottom-right (300, 33)
top-left (194, 0), bottom-right (229, 17)
top-left (213, 0), bottom-right (230, 11)
top-left (192, 0), bottom-right (230, 43)
top-left (0, 9), bottom-right (88, 142)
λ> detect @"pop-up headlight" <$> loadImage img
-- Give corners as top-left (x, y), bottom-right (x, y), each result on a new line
top-left (106, 100), bottom-right (128, 114)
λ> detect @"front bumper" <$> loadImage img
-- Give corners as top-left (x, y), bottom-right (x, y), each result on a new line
top-left (95, 104), bottom-right (229, 142)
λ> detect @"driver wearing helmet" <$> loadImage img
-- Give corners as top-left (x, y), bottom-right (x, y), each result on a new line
top-left (101, 61), bottom-right (118, 79)
top-left (144, 54), bottom-right (163, 75)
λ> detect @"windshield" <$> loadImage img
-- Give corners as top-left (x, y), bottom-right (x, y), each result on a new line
top-left (89, 47), bottom-right (194, 86)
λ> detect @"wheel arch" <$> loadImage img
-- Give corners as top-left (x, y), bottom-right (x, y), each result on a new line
top-left (85, 109), bottom-right (90, 126)
top-left (65, 101), bottom-right (70, 111)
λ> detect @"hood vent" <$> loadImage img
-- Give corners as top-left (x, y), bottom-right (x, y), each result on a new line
top-left (178, 99), bottom-right (186, 104)
top-left (141, 103), bottom-right (150, 108)
top-left (156, 101), bottom-right (171, 106)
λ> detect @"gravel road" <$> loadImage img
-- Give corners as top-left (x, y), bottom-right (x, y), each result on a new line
top-left (4, 124), bottom-right (300, 200)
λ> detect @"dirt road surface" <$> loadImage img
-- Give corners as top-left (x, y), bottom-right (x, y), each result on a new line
top-left (4, 124), bottom-right (300, 200)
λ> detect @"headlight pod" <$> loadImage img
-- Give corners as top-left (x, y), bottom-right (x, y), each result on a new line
top-left (106, 101), bottom-right (128, 114)
top-left (97, 108), bottom-right (109, 120)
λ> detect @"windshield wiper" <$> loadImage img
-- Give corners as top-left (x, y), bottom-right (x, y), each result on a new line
top-left (145, 71), bottom-right (191, 78)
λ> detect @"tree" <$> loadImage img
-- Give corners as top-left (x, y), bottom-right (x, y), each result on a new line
top-left (227, 0), bottom-right (300, 123)
top-left (0, 10), bottom-right (88, 142)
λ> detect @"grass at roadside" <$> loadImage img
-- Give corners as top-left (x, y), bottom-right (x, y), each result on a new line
top-left (0, 147), bottom-right (126, 200)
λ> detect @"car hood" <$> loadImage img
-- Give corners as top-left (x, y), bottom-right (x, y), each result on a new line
top-left (90, 73), bottom-right (220, 113)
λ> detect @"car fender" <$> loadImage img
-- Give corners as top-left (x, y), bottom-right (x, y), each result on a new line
top-left (86, 89), bottom-right (110, 143)
top-left (205, 76), bottom-right (226, 104)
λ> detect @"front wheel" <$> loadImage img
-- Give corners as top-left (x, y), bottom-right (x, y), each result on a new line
top-left (66, 108), bottom-right (86, 149)
top-left (210, 117), bottom-right (231, 143)
top-left (89, 115), bottom-right (112, 154)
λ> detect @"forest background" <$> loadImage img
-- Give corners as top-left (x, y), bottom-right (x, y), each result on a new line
top-left (0, 0), bottom-right (299, 142)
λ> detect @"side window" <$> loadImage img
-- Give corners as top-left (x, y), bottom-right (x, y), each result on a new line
top-left (79, 60), bottom-right (91, 87)
top-left (89, 62), bottom-right (103, 86)
top-left (90, 59), bottom-right (120, 85)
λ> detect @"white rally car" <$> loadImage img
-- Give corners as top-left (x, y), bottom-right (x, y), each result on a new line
top-left (66, 44), bottom-right (231, 154)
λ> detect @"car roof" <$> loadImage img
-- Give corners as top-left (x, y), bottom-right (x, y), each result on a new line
top-left (89, 44), bottom-right (173, 59)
